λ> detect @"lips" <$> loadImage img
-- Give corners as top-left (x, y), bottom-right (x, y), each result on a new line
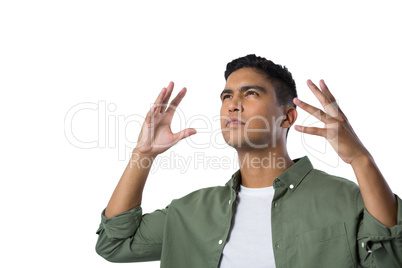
top-left (226, 116), bottom-right (245, 126)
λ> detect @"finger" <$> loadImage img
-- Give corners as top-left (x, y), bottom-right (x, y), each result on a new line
top-left (319, 80), bottom-right (336, 103)
top-left (166, 87), bottom-right (187, 115)
top-left (319, 79), bottom-right (347, 121)
top-left (145, 87), bottom-right (167, 124)
top-left (173, 128), bottom-right (197, 142)
top-left (158, 82), bottom-right (174, 113)
top-left (294, 125), bottom-right (327, 137)
top-left (307, 79), bottom-right (331, 105)
top-left (307, 80), bottom-right (342, 119)
top-left (293, 98), bottom-right (333, 124)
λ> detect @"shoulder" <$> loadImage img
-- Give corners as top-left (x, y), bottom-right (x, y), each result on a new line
top-left (307, 168), bottom-right (359, 190)
top-left (176, 184), bottom-right (230, 202)
top-left (305, 168), bottom-right (361, 207)
top-left (169, 184), bottom-right (231, 209)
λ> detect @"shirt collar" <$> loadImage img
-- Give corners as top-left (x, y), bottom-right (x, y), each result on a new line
top-left (226, 156), bottom-right (314, 193)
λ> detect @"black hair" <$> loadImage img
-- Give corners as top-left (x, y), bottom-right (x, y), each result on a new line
top-left (224, 54), bottom-right (297, 138)
top-left (225, 54), bottom-right (297, 108)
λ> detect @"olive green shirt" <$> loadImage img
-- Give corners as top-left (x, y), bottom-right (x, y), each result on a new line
top-left (95, 156), bottom-right (402, 267)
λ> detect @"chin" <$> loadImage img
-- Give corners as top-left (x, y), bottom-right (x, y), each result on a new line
top-left (223, 132), bottom-right (273, 149)
top-left (224, 138), bottom-right (267, 150)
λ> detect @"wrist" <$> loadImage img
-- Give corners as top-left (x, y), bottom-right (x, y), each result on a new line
top-left (131, 148), bottom-right (157, 162)
top-left (350, 151), bottom-right (373, 168)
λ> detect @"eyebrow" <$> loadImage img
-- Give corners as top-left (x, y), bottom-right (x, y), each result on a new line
top-left (220, 85), bottom-right (267, 100)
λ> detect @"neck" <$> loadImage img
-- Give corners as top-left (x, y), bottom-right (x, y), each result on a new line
top-left (236, 145), bottom-right (294, 188)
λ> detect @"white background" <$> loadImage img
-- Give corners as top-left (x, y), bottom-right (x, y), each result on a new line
top-left (1, 1), bottom-right (401, 267)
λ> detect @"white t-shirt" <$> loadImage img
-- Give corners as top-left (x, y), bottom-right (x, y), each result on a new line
top-left (220, 185), bottom-right (276, 268)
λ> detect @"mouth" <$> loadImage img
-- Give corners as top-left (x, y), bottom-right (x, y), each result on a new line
top-left (226, 122), bottom-right (245, 127)
top-left (226, 117), bottom-right (246, 127)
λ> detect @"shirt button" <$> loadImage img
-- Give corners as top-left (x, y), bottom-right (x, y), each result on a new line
top-left (289, 184), bottom-right (294, 189)
top-left (275, 242), bottom-right (280, 248)
top-left (274, 202), bottom-right (278, 207)
top-left (228, 200), bottom-right (231, 205)
top-left (219, 240), bottom-right (223, 245)
top-left (361, 242), bottom-right (365, 248)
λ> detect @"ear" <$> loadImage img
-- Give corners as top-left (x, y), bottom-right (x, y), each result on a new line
top-left (281, 107), bottom-right (298, 128)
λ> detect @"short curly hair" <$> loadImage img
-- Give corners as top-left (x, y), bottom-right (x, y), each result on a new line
top-left (225, 54), bottom-right (297, 108)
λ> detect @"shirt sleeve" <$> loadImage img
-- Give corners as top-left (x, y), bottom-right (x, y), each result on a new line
top-left (357, 193), bottom-right (402, 267)
top-left (95, 205), bottom-right (168, 263)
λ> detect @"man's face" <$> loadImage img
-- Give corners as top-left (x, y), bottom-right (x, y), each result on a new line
top-left (220, 67), bottom-right (287, 150)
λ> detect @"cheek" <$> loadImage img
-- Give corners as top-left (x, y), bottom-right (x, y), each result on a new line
top-left (246, 106), bottom-right (281, 130)
top-left (246, 106), bottom-right (270, 127)
top-left (220, 106), bottom-right (225, 126)
top-left (246, 118), bottom-right (270, 130)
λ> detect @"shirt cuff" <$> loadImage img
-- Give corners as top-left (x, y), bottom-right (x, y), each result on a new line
top-left (358, 194), bottom-right (402, 252)
top-left (96, 206), bottom-right (143, 240)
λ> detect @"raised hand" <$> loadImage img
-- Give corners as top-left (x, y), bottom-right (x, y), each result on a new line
top-left (134, 82), bottom-right (197, 157)
top-left (293, 79), bottom-right (370, 165)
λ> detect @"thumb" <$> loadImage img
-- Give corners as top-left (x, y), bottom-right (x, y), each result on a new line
top-left (173, 128), bottom-right (197, 142)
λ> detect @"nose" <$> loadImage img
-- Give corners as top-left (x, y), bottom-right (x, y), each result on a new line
top-left (228, 99), bottom-right (243, 113)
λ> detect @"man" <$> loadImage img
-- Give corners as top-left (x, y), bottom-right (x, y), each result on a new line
top-left (95, 55), bottom-right (402, 267)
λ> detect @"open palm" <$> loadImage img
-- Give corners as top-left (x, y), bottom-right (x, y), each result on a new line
top-left (293, 80), bottom-right (369, 164)
top-left (135, 82), bottom-right (197, 157)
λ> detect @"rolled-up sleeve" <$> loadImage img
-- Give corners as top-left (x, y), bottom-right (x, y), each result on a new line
top-left (95, 205), bottom-right (167, 263)
top-left (357, 194), bottom-right (402, 267)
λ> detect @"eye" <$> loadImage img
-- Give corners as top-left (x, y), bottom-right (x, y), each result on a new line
top-left (222, 95), bottom-right (231, 100)
top-left (246, 91), bottom-right (258, 96)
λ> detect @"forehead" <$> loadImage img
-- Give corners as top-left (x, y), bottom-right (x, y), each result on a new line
top-left (225, 67), bottom-right (273, 89)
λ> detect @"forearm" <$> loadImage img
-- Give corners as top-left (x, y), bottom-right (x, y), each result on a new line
top-left (351, 153), bottom-right (398, 228)
top-left (104, 148), bottom-right (156, 218)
